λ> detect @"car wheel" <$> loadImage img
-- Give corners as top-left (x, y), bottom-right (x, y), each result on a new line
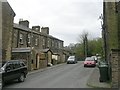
top-left (18, 73), bottom-right (25, 82)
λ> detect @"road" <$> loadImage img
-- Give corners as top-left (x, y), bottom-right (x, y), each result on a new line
top-left (3, 61), bottom-right (95, 88)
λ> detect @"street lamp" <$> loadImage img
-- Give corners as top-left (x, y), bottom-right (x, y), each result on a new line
top-left (99, 13), bottom-right (107, 62)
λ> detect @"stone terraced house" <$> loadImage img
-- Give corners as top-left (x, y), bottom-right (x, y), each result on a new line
top-left (1, 1), bottom-right (67, 71)
top-left (11, 20), bottom-right (65, 71)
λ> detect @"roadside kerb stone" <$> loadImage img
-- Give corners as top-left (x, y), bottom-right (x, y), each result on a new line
top-left (28, 63), bottom-right (66, 75)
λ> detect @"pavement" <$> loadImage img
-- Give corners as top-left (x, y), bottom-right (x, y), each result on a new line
top-left (87, 67), bottom-right (111, 88)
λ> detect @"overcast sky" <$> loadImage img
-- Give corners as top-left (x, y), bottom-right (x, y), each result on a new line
top-left (8, 0), bottom-right (103, 46)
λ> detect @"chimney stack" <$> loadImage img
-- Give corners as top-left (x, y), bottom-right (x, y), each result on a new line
top-left (19, 20), bottom-right (29, 28)
top-left (41, 27), bottom-right (49, 34)
top-left (32, 26), bottom-right (40, 32)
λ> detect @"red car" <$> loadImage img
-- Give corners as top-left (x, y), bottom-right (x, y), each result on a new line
top-left (84, 57), bottom-right (96, 67)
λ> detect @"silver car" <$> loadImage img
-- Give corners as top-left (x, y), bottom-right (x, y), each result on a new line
top-left (67, 56), bottom-right (77, 64)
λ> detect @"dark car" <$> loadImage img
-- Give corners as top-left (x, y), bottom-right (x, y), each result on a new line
top-left (91, 56), bottom-right (98, 63)
top-left (67, 56), bottom-right (77, 64)
top-left (0, 60), bottom-right (28, 87)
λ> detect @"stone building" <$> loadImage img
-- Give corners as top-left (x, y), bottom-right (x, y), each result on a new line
top-left (103, 0), bottom-right (120, 88)
top-left (1, 0), bottom-right (15, 60)
top-left (0, 1), bottom-right (2, 61)
top-left (12, 20), bottom-right (65, 71)
top-left (1, 0), bottom-right (65, 71)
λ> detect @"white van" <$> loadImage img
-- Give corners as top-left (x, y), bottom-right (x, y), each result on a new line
top-left (67, 56), bottom-right (77, 64)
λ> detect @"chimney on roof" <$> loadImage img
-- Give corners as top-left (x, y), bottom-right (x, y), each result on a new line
top-left (32, 26), bottom-right (40, 32)
top-left (19, 20), bottom-right (29, 28)
top-left (41, 27), bottom-right (49, 34)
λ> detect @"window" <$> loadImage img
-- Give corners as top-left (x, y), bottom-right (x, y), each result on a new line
top-left (60, 42), bottom-right (63, 48)
top-left (52, 40), bottom-right (54, 47)
top-left (28, 34), bottom-right (31, 44)
top-left (31, 60), bottom-right (34, 64)
top-left (20, 62), bottom-right (25, 67)
top-left (6, 63), bottom-right (14, 71)
top-left (47, 40), bottom-right (50, 48)
top-left (115, 2), bottom-right (119, 13)
top-left (19, 33), bottom-right (23, 44)
top-left (58, 42), bottom-right (61, 48)
top-left (13, 62), bottom-right (21, 69)
top-left (42, 38), bottom-right (45, 45)
top-left (35, 38), bottom-right (38, 46)
top-left (42, 38), bottom-right (45, 48)
top-left (55, 41), bottom-right (58, 48)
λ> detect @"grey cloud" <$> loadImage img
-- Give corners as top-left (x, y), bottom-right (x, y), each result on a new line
top-left (8, 0), bottom-right (103, 46)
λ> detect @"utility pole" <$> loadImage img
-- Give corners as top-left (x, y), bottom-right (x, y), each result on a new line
top-left (99, 11), bottom-right (107, 61)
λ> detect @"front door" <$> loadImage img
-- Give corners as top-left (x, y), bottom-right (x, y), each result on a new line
top-left (36, 54), bottom-right (40, 69)
top-left (48, 51), bottom-right (52, 64)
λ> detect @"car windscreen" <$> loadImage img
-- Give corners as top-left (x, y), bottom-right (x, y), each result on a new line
top-left (0, 62), bottom-right (5, 71)
top-left (68, 56), bottom-right (75, 59)
top-left (0, 61), bottom-right (6, 67)
top-left (85, 58), bottom-right (94, 61)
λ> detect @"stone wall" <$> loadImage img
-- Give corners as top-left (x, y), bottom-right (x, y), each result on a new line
top-left (110, 49), bottom-right (120, 88)
top-left (2, 1), bottom-right (15, 60)
top-left (12, 52), bottom-right (32, 71)
top-left (0, 1), bottom-right (2, 50)
top-left (104, 2), bottom-right (120, 88)
top-left (39, 60), bottom-right (47, 69)
top-left (105, 2), bottom-right (119, 63)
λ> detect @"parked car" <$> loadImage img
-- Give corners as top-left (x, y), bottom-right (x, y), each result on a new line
top-left (47, 63), bottom-right (53, 67)
top-left (91, 56), bottom-right (98, 63)
top-left (67, 56), bottom-right (77, 64)
top-left (84, 57), bottom-right (96, 67)
top-left (0, 60), bottom-right (28, 87)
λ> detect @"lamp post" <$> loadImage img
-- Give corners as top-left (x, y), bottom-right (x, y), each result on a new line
top-left (99, 11), bottom-right (107, 62)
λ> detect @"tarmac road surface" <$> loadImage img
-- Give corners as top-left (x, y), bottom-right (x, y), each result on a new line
top-left (3, 61), bottom-right (94, 88)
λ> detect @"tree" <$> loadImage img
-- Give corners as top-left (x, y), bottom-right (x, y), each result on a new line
top-left (66, 31), bottom-right (104, 61)
top-left (78, 31), bottom-right (88, 58)
top-left (65, 43), bottom-right (76, 55)
top-left (76, 32), bottom-right (104, 60)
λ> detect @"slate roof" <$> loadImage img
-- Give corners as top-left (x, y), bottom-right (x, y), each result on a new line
top-left (14, 23), bottom-right (31, 32)
top-left (13, 23), bottom-right (64, 42)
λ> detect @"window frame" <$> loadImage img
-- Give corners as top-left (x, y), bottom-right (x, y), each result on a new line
top-left (28, 34), bottom-right (31, 44)
top-left (19, 33), bottom-right (24, 44)
top-left (35, 38), bottom-right (38, 46)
